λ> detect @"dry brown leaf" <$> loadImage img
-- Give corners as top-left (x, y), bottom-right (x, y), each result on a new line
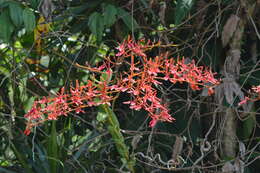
top-left (171, 136), bottom-right (183, 165)
top-left (215, 78), bottom-right (249, 111)
top-left (223, 78), bottom-right (243, 105)
top-left (224, 49), bottom-right (241, 77)
top-left (239, 141), bottom-right (246, 160)
top-left (159, 2), bottom-right (166, 25)
top-left (222, 15), bottom-right (240, 47)
top-left (234, 159), bottom-right (245, 173)
top-left (38, 0), bottom-right (55, 21)
top-left (131, 134), bottom-right (142, 151)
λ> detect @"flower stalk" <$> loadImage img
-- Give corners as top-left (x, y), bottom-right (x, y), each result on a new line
top-left (99, 104), bottom-right (135, 172)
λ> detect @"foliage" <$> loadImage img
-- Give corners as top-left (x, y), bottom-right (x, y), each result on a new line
top-left (0, 0), bottom-right (259, 173)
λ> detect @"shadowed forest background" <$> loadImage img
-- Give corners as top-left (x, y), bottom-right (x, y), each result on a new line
top-left (0, 0), bottom-right (259, 173)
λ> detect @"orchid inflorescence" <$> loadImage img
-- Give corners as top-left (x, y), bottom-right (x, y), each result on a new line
top-left (238, 85), bottom-right (260, 106)
top-left (24, 36), bottom-right (220, 135)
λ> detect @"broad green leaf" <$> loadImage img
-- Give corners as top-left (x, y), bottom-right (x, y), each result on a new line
top-left (0, 0), bottom-right (8, 8)
top-left (175, 0), bottom-right (194, 25)
top-left (0, 10), bottom-right (14, 42)
top-left (88, 12), bottom-right (104, 43)
top-left (242, 114), bottom-right (256, 139)
top-left (28, 0), bottom-right (41, 10)
top-left (104, 4), bottom-right (117, 27)
top-left (9, 2), bottom-right (23, 27)
top-left (23, 8), bottom-right (36, 33)
top-left (24, 96), bottom-right (36, 113)
top-left (117, 8), bottom-right (139, 31)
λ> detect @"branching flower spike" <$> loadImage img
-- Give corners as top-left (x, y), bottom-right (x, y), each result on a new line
top-left (24, 37), bottom-right (220, 135)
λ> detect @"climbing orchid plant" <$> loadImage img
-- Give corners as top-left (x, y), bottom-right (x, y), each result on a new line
top-left (24, 37), bottom-right (220, 135)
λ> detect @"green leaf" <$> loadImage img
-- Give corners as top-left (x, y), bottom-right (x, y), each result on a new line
top-left (73, 131), bottom-right (99, 160)
top-left (117, 8), bottom-right (139, 31)
top-left (88, 12), bottom-right (104, 43)
top-left (0, 10), bottom-right (14, 42)
top-left (24, 96), bottom-right (36, 113)
top-left (68, 0), bottom-right (102, 15)
top-left (100, 104), bottom-right (136, 172)
top-left (242, 114), bottom-right (255, 139)
top-left (175, 0), bottom-right (194, 25)
top-left (97, 110), bottom-right (108, 122)
top-left (10, 142), bottom-right (34, 173)
top-left (0, 0), bottom-right (9, 8)
top-left (9, 2), bottom-right (23, 27)
top-left (0, 66), bottom-right (10, 76)
top-left (23, 8), bottom-right (36, 33)
top-left (47, 121), bottom-right (58, 173)
top-left (104, 4), bottom-right (117, 27)
top-left (100, 68), bottom-right (113, 83)
top-left (28, 0), bottom-right (41, 10)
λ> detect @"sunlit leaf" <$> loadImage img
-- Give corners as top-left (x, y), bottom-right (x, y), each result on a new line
top-left (40, 56), bottom-right (50, 68)
top-left (222, 15), bottom-right (240, 47)
top-left (97, 110), bottom-right (108, 122)
top-left (24, 96), bottom-right (36, 113)
top-left (0, 167), bottom-right (16, 173)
